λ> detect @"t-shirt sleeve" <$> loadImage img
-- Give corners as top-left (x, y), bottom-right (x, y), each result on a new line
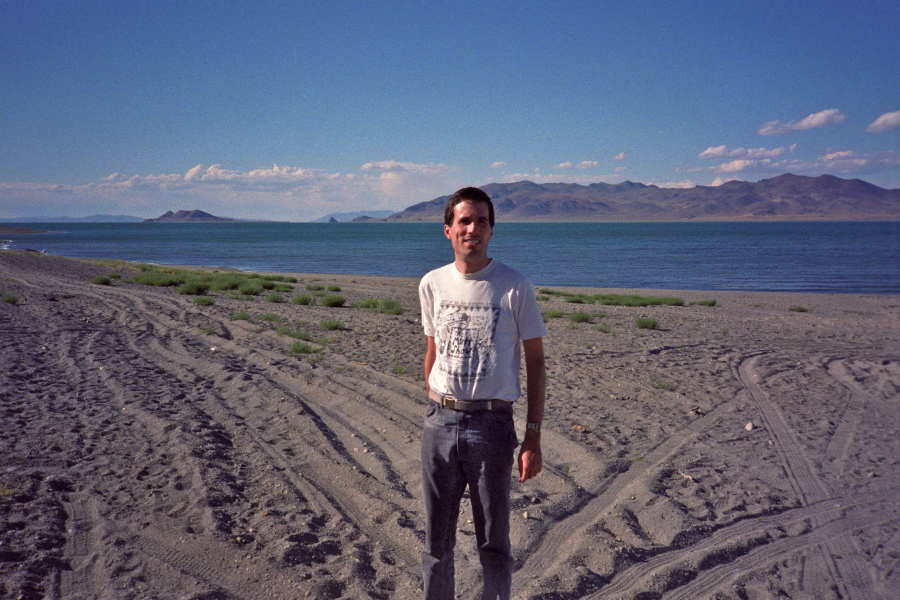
top-left (515, 278), bottom-right (548, 340)
top-left (418, 276), bottom-right (436, 337)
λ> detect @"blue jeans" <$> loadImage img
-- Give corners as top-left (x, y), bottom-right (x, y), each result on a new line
top-left (421, 401), bottom-right (518, 600)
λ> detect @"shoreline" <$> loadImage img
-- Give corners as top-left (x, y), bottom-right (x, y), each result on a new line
top-left (2, 251), bottom-right (898, 599)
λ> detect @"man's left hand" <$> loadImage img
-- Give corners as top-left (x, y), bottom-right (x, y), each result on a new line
top-left (517, 433), bottom-right (542, 482)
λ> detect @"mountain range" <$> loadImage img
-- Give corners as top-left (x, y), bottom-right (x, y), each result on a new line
top-left (382, 174), bottom-right (900, 222)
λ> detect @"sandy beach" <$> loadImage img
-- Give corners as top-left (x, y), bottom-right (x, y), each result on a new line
top-left (1, 250), bottom-right (898, 600)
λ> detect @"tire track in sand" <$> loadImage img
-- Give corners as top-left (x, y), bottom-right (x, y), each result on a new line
top-left (736, 352), bottom-right (881, 600)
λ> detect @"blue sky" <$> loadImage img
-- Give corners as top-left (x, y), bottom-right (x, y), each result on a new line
top-left (1, 0), bottom-right (897, 221)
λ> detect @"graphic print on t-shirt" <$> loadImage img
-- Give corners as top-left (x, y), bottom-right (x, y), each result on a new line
top-left (436, 300), bottom-right (500, 382)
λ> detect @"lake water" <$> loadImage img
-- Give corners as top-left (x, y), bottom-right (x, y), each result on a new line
top-left (3, 221), bottom-right (898, 294)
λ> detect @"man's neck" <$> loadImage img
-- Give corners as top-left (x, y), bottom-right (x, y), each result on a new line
top-left (455, 256), bottom-right (491, 275)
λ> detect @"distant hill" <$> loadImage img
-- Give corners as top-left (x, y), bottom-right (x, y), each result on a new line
top-left (2, 215), bottom-right (143, 223)
top-left (312, 210), bottom-right (397, 223)
top-left (383, 174), bottom-right (900, 222)
top-left (144, 210), bottom-right (237, 223)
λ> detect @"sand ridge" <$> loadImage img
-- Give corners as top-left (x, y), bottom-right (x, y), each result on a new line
top-left (1, 251), bottom-right (898, 599)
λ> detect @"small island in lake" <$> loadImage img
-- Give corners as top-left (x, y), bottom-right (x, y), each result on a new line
top-left (144, 210), bottom-right (237, 223)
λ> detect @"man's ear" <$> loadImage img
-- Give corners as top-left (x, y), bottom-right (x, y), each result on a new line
top-left (443, 224), bottom-right (451, 240)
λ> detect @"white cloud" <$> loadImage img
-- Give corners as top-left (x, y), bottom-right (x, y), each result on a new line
top-left (702, 148), bottom-right (900, 183)
top-left (613, 152), bottom-right (627, 161)
top-left (866, 111), bottom-right (900, 134)
top-left (658, 180), bottom-right (696, 189)
top-left (0, 161), bottom-right (462, 221)
top-left (698, 145), bottom-right (792, 160)
top-left (614, 166), bottom-right (627, 173)
top-left (490, 161), bottom-right (508, 169)
top-left (714, 159), bottom-right (769, 173)
top-left (758, 109), bottom-right (846, 135)
top-left (553, 160), bottom-right (598, 170)
top-left (710, 177), bottom-right (744, 186)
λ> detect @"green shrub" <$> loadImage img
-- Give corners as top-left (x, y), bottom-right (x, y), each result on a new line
top-left (194, 296), bottom-right (214, 306)
top-left (692, 299), bottom-right (717, 307)
top-left (261, 313), bottom-right (282, 322)
top-left (651, 379), bottom-right (673, 390)
top-left (132, 272), bottom-right (187, 287)
top-left (286, 341), bottom-right (315, 355)
top-left (229, 311), bottom-right (251, 321)
top-left (568, 312), bottom-right (592, 323)
top-left (1, 293), bottom-right (19, 305)
top-left (292, 294), bottom-right (315, 306)
top-left (273, 283), bottom-right (294, 293)
top-left (208, 274), bottom-right (248, 291)
top-left (306, 284), bottom-right (325, 291)
top-left (238, 281), bottom-right (265, 296)
top-left (635, 317), bottom-right (659, 330)
top-left (789, 306), bottom-right (809, 313)
top-left (537, 288), bottom-right (684, 307)
top-left (358, 298), bottom-right (403, 314)
top-left (265, 293), bottom-right (285, 303)
top-left (320, 294), bottom-right (346, 308)
top-left (327, 284), bottom-right (342, 292)
top-left (542, 309), bottom-right (566, 321)
top-left (276, 326), bottom-right (311, 340)
top-left (178, 281), bottom-right (210, 295)
top-left (91, 275), bottom-right (112, 285)
top-left (321, 318), bottom-right (344, 331)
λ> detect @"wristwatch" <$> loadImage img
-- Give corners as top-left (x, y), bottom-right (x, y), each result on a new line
top-left (526, 422), bottom-right (541, 433)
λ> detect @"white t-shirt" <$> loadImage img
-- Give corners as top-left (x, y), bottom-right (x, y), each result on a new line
top-left (419, 259), bottom-right (547, 402)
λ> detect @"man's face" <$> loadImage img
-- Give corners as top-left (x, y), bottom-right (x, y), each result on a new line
top-left (444, 200), bottom-right (493, 269)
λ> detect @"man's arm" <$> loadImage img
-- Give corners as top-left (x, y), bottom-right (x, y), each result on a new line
top-left (518, 336), bottom-right (545, 482)
top-left (424, 336), bottom-right (437, 394)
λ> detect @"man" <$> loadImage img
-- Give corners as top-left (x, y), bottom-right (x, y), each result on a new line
top-left (418, 186), bottom-right (547, 600)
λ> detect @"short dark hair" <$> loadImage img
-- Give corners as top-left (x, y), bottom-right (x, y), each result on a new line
top-left (444, 187), bottom-right (494, 228)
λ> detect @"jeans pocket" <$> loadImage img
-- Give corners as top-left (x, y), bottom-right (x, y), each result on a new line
top-left (486, 405), bottom-right (513, 425)
top-left (425, 401), bottom-right (438, 418)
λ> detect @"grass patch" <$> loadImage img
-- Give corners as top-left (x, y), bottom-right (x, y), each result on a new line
top-left (650, 379), bottom-right (673, 390)
top-left (789, 306), bottom-right (809, 312)
top-left (595, 323), bottom-right (613, 334)
top-left (261, 313), bottom-right (282, 322)
top-left (305, 284), bottom-right (325, 291)
top-left (542, 309), bottom-right (566, 320)
top-left (178, 281), bottom-right (210, 295)
top-left (193, 296), bottom-right (214, 306)
top-left (292, 294), bottom-right (315, 306)
top-left (91, 275), bottom-right (113, 285)
top-left (393, 365), bottom-right (409, 375)
top-left (320, 294), bottom-right (346, 308)
top-left (321, 318), bottom-right (344, 331)
top-left (265, 293), bottom-right (285, 303)
top-left (357, 298), bottom-right (404, 315)
top-left (568, 312), bottom-right (593, 323)
top-left (635, 317), bottom-right (659, 330)
top-left (691, 299), bottom-right (717, 307)
top-left (538, 288), bottom-right (684, 307)
top-left (1, 293), bottom-right (19, 304)
top-left (238, 281), bottom-right (265, 296)
top-left (276, 326), bottom-right (312, 340)
top-left (327, 284), bottom-right (342, 292)
top-left (285, 341), bottom-right (316, 355)
top-left (229, 311), bottom-right (252, 321)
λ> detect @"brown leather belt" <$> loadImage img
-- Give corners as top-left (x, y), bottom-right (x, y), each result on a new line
top-left (428, 390), bottom-right (512, 411)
